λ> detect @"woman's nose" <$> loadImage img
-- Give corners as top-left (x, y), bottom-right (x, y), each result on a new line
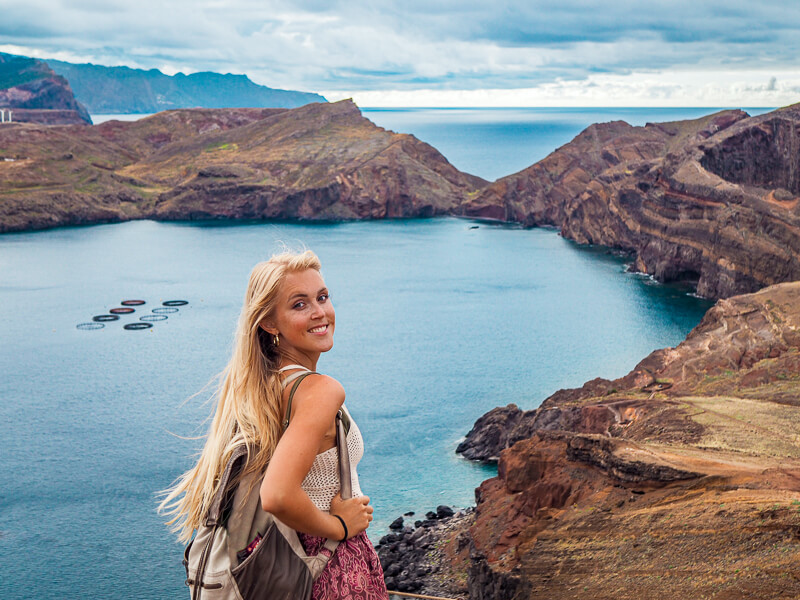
top-left (310, 301), bottom-right (325, 318)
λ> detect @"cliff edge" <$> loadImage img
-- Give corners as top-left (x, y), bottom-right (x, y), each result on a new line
top-left (0, 100), bottom-right (486, 232)
top-left (452, 281), bottom-right (800, 599)
top-left (464, 105), bottom-right (800, 299)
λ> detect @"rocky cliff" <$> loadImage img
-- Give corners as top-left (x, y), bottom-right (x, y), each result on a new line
top-left (463, 105), bottom-right (800, 300)
top-left (454, 281), bottom-right (800, 599)
top-left (0, 53), bottom-right (91, 124)
top-left (0, 100), bottom-right (486, 232)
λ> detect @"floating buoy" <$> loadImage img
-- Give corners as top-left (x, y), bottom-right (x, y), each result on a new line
top-left (124, 322), bottom-right (153, 330)
top-left (121, 300), bottom-right (145, 306)
top-left (140, 315), bottom-right (168, 322)
top-left (77, 322), bottom-right (104, 330)
top-left (152, 307), bottom-right (178, 314)
top-left (110, 307), bottom-right (135, 314)
top-left (93, 315), bottom-right (119, 322)
top-left (162, 300), bottom-right (188, 307)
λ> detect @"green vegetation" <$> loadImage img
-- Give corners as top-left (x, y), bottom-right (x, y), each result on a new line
top-left (0, 55), bottom-right (48, 90)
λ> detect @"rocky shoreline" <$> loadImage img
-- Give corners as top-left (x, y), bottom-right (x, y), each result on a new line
top-left (376, 505), bottom-right (473, 599)
top-left (431, 281), bottom-right (800, 599)
top-left (0, 100), bottom-right (486, 234)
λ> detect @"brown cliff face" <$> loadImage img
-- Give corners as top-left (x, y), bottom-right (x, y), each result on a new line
top-left (464, 106), bottom-right (800, 300)
top-left (461, 282), bottom-right (800, 599)
top-left (0, 100), bottom-right (486, 232)
top-left (0, 54), bottom-right (91, 124)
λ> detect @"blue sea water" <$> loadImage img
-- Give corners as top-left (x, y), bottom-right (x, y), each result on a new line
top-left (0, 107), bottom-right (729, 599)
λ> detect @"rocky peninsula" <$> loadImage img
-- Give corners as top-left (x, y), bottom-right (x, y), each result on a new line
top-left (391, 281), bottom-right (798, 599)
top-left (0, 99), bottom-right (485, 232)
top-left (463, 105), bottom-right (800, 300)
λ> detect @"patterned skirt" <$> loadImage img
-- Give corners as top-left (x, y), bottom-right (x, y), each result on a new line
top-left (298, 531), bottom-right (389, 600)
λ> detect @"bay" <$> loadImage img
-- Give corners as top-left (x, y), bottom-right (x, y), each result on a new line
top-left (1, 106), bottom-right (726, 598)
top-left (1, 218), bottom-right (711, 599)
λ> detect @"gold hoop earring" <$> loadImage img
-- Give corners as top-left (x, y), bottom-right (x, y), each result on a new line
top-left (273, 333), bottom-right (280, 347)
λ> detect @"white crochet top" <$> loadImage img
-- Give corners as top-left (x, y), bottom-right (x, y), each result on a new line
top-left (280, 366), bottom-right (364, 513)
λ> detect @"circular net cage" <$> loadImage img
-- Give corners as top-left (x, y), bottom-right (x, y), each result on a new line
top-left (110, 307), bottom-right (135, 314)
top-left (93, 314), bottom-right (120, 322)
top-left (152, 307), bottom-right (179, 314)
top-left (124, 322), bottom-right (153, 330)
top-left (140, 315), bottom-right (168, 322)
top-left (77, 322), bottom-right (105, 330)
top-left (162, 300), bottom-right (188, 307)
top-left (121, 299), bottom-right (146, 306)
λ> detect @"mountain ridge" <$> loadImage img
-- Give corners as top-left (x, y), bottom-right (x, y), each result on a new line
top-left (46, 59), bottom-right (326, 113)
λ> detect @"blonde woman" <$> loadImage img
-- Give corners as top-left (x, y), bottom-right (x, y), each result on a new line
top-left (161, 250), bottom-right (389, 599)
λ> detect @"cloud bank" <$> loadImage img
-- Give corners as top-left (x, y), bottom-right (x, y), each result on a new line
top-left (1, 1), bottom-right (798, 106)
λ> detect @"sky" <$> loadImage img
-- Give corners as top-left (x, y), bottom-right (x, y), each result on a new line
top-left (1, 0), bottom-right (799, 107)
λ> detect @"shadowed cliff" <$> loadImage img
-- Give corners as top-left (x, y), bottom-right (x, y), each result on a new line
top-left (463, 104), bottom-right (800, 300)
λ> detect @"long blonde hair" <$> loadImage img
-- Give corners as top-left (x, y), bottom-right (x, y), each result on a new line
top-left (159, 249), bottom-right (322, 542)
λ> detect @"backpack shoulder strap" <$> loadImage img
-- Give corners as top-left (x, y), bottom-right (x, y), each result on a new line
top-left (282, 371), bottom-right (318, 430)
top-left (205, 445), bottom-right (248, 527)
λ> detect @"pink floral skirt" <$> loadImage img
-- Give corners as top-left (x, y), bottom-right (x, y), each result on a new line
top-left (298, 530), bottom-right (389, 600)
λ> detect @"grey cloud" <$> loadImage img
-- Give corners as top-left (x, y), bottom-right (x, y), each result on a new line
top-left (1, 0), bottom-right (799, 92)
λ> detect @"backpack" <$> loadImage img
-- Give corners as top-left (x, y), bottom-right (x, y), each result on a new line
top-left (183, 371), bottom-right (351, 600)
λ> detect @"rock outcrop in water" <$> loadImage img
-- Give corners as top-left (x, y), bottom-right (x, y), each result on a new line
top-left (463, 104), bottom-right (800, 300)
top-left (0, 53), bottom-right (91, 124)
top-left (0, 100), bottom-right (486, 232)
top-left (453, 281), bottom-right (800, 599)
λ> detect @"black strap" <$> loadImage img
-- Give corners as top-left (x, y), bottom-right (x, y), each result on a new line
top-left (283, 371), bottom-right (317, 430)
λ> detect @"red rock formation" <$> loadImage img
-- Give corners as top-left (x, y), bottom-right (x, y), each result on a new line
top-left (462, 282), bottom-right (800, 599)
top-left (0, 101), bottom-right (486, 232)
top-left (464, 105), bottom-right (800, 300)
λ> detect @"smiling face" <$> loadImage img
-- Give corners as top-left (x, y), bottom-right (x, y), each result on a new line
top-left (261, 268), bottom-right (335, 364)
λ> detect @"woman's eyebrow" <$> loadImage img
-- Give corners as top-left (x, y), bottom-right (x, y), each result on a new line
top-left (287, 287), bottom-right (328, 301)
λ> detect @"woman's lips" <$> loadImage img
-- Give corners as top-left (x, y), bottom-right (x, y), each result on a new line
top-left (308, 324), bottom-right (329, 334)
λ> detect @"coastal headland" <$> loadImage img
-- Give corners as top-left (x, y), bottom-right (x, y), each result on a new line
top-left (464, 105), bottom-right (800, 300)
top-left (384, 281), bottom-right (800, 599)
top-left (0, 100), bottom-right (485, 233)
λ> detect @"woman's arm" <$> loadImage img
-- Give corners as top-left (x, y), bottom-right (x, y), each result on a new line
top-left (260, 375), bottom-right (372, 540)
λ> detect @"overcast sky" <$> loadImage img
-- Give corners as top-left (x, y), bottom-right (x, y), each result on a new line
top-left (2, 0), bottom-right (799, 106)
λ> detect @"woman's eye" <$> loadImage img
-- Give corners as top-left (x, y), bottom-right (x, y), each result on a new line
top-left (292, 301), bottom-right (306, 309)
top-left (318, 294), bottom-right (329, 302)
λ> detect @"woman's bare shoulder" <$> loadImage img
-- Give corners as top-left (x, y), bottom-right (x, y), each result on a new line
top-left (293, 373), bottom-right (345, 412)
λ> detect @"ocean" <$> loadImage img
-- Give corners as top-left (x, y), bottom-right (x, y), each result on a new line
top-left (0, 107), bottom-right (738, 599)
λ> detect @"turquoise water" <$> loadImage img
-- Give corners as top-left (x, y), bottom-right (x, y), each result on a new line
top-left (1, 107), bottom-right (727, 598)
top-left (1, 218), bottom-right (711, 599)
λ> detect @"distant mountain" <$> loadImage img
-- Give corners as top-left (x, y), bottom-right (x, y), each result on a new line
top-left (0, 53), bottom-right (91, 124)
top-left (46, 60), bottom-right (327, 114)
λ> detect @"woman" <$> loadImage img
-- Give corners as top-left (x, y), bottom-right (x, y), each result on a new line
top-left (160, 250), bottom-right (388, 599)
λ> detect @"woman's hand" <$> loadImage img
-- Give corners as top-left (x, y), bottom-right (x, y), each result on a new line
top-left (330, 492), bottom-right (373, 539)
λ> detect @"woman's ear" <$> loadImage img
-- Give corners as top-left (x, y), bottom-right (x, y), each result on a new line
top-left (259, 321), bottom-right (278, 335)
